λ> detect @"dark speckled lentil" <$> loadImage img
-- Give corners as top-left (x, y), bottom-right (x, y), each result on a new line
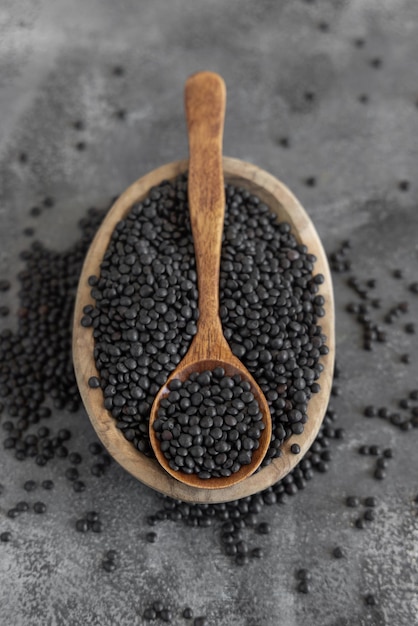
top-left (346, 496), bottom-right (360, 508)
top-left (33, 501), bottom-right (46, 514)
top-left (76, 519), bottom-right (89, 533)
top-left (365, 593), bottom-right (377, 606)
top-left (0, 531), bottom-right (12, 542)
top-left (24, 480), bottom-right (37, 492)
top-left (332, 546), bottom-right (345, 559)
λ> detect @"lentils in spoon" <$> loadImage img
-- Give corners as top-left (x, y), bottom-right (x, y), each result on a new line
top-left (153, 368), bottom-right (264, 479)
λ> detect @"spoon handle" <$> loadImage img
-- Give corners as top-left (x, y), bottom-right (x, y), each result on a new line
top-left (185, 71), bottom-right (226, 330)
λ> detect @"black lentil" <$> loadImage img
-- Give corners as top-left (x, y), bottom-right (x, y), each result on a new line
top-left (112, 65), bottom-right (124, 76)
top-left (102, 559), bottom-right (117, 572)
top-left (364, 593), bottom-right (377, 606)
top-left (346, 496), bottom-right (360, 508)
top-left (88, 442), bottom-right (103, 455)
top-left (143, 607), bottom-right (157, 620)
top-left (69, 452), bottom-right (82, 465)
top-left (332, 546), bottom-right (345, 559)
top-left (160, 609), bottom-right (172, 622)
top-left (398, 180), bottom-right (410, 192)
top-left (0, 531), bottom-right (12, 542)
top-left (24, 480), bottom-right (37, 492)
top-left (76, 519), bottom-right (89, 533)
top-left (374, 468), bottom-right (386, 480)
top-left (16, 501), bottom-right (29, 512)
top-left (91, 520), bottom-right (102, 533)
top-left (296, 568), bottom-right (311, 580)
top-left (33, 501), bottom-right (46, 514)
top-left (364, 405), bottom-right (377, 418)
top-left (257, 522), bottom-right (271, 535)
top-left (43, 197), bottom-right (54, 208)
top-left (65, 467), bottom-right (79, 481)
top-left (297, 580), bottom-right (311, 593)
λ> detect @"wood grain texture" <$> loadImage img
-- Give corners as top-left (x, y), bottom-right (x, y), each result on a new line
top-left (185, 71), bottom-right (226, 328)
top-left (73, 157), bottom-right (335, 504)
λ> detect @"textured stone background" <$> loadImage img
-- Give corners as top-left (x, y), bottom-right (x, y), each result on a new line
top-left (1, 1), bottom-right (418, 624)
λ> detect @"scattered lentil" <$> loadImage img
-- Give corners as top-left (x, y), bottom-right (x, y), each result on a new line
top-left (24, 480), bottom-right (37, 492)
top-left (0, 531), bottom-right (11, 542)
top-left (364, 593), bottom-right (377, 606)
top-left (364, 497), bottom-right (377, 507)
top-left (332, 546), bottom-right (345, 559)
top-left (346, 496), bottom-right (360, 508)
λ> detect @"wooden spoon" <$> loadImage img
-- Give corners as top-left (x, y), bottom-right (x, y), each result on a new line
top-left (148, 72), bottom-right (272, 489)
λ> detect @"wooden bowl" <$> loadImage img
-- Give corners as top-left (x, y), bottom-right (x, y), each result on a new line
top-left (73, 157), bottom-right (335, 504)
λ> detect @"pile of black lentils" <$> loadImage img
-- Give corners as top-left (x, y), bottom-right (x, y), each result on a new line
top-left (153, 369), bottom-right (265, 478)
top-left (82, 174), bottom-right (328, 465)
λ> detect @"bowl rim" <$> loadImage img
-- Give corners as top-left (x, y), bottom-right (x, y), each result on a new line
top-left (72, 156), bottom-right (335, 504)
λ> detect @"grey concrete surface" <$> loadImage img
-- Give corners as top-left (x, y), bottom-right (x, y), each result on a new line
top-left (1, 1), bottom-right (418, 624)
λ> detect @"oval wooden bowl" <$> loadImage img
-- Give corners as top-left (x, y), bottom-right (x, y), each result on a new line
top-left (73, 157), bottom-right (335, 504)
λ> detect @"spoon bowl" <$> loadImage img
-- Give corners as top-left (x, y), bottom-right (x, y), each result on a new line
top-left (149, 354), bottom-right (272, 489)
